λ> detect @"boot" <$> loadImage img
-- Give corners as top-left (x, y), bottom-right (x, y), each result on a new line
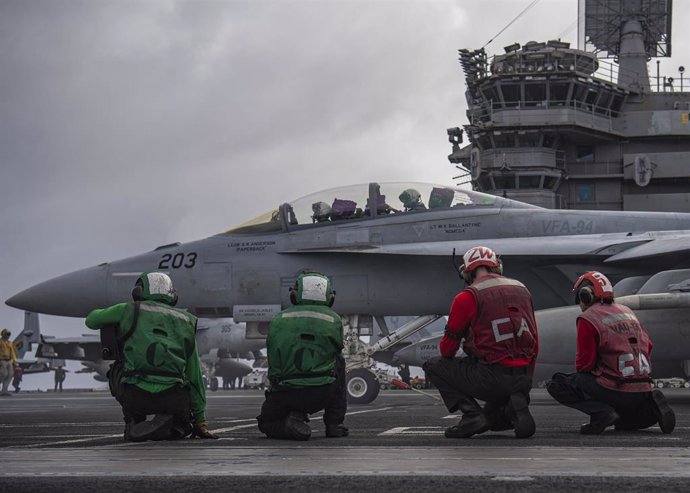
top-left (283, 411), bottom-right (311, 441)
top-left (510, 393), bottom-right (536, 439)
top-left (325, 423), bottom-right (349, 438)
top-left (484, 402), bottom-right (513, 432)
top-left (128, 414), bottom-right (174, 442)
top-left (651, 390), bottom-right (676, 434)
top-left (580, 409), bottom-right (619, 435)
top-left (445, 413), bottom-right (489, 438)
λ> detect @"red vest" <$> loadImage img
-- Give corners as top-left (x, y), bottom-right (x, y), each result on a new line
top-left (464, 274), bottom-right (538, 364)
top-left (579, 303), bottom-right (652, 392)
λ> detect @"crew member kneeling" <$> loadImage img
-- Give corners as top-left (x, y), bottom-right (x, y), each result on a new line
top-left (257, 271), bottom-right (348, 441)
top-left (86, 272), bottom-right (217, 441)
top-left (546, 271), bottom-right (676, 435)
top-left (424, 246), bottom-right (539, 439)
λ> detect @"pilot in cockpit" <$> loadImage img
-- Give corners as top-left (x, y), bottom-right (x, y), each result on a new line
top-left (311, 202), bottom-right (332, 223)
top-left (398, 188), bottom-right (426, 211)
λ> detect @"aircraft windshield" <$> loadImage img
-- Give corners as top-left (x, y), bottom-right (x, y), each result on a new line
top-left (227, 182), bottom-right (535, 233)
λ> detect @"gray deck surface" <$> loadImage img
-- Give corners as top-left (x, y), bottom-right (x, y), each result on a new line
top-left (1, 388), bottom-right (689, 491)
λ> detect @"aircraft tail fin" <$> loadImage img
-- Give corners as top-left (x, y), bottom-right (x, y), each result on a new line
top-left (13, 311), bottom-right (42, 359)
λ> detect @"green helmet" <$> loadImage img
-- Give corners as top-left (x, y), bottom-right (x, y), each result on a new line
top-left (132, 272), bottom-right (178, 305)
top-left (290, 272), bottom-right (335, 307)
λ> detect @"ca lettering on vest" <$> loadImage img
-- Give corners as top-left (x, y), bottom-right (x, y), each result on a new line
top-left (491, 317), bottom-right (530, 342)
top-left (618, 352), bottom-right (651, 376)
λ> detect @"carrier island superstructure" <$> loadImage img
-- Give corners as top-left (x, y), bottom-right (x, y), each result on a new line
top-left (449, 0), bottom-right (690, 212)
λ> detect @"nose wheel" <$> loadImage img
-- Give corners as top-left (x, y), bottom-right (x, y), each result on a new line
top-left (346, 368), bottom-right (380, 404)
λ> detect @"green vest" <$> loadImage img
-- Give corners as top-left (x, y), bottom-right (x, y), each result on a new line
top-left (267, 305), bottom-right (343, 390)
top-left (120, 301), bottom-right (197, 387)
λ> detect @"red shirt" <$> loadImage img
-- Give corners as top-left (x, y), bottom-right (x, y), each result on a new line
top-left (440, 289), bottom-right (537, 372)
top-left (575, 317), bottom-right (653, 372)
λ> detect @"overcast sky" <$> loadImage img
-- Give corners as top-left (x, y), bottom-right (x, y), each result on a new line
top-left (1, 0), bottom-right (688, 389)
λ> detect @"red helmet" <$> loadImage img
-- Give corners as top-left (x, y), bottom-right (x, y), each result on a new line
top-left (573, 271), bottom-right (614, 303)
top-left (463, 246), bottom-right (500, 272)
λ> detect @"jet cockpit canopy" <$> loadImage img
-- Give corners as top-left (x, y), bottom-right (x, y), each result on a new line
top-left (228, 182), bottom-right (538, 234)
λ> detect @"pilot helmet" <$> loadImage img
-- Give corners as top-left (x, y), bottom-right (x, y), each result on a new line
top-left (289, 271), bottom-right (335, 307)
top-left (1, 328), bottom-right (10, 338)
top-left (399, 188), bottom-right (422, 209)
top-left (132, 272), bottom-right (178, 306)
top-left (573, 271), bottom-right (614, 305)
top-left (460, 246), bottom-right (503, 284)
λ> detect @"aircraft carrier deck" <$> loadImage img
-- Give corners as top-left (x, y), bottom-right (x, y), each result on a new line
top-left (1, 388), bottom-right (689, 492)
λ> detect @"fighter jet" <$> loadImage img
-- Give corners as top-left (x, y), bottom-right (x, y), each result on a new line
top-left (396, 270), bottom-right (690, 383)
top-left (13, 312), bottom-right (61, 375)
top-left (35, 315), bottom-right (260, 390)
top-left (7, 181), bottom-right (690, 402)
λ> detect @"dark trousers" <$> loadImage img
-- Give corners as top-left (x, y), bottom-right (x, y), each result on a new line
top-left (546, 372), bottom-right (658, 429)
top-left (119, 383), bottom-right (191, 429)
top-left (423, 356), bottom-right (532, 422)
top-left (257, 355), bottom-right (347, 436)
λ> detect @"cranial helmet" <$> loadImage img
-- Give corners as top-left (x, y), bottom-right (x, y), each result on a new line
top-left (1, 328), bottom-right (10, 338)
top-left (460, 246), bottom-right (503, 284)
top-left (573, 271), bottom-right (614, 305)
top-left (132, 272), bottom-right (178, 305)
top-left (289, 271), bottom-right (335, 307)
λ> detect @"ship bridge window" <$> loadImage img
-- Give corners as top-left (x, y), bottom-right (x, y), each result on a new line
top-left (500, 83), bottom-right (520, 107)
top-left (524, 83), bottom-right (546, 107)
top-left (573, 82), bottom-right (589, 106)
top-left (594, 91), bottom-right (612, 115)
top-left (492, 175), bottom-right (516, 189)
top-left (543, 175), bottom-right (560, 190)
top-left (518, 175), bottom-right (542, 188)
top-left (576, 146), bottom-right (594, 161)
top-left (481, 85), bottom-right (499, 103)
top-left (610, 95), bottom-right (624, 117)
top-left (576, 184), bottom-right (595, 202)
top-left (549, 83), bottom-right (570, 105)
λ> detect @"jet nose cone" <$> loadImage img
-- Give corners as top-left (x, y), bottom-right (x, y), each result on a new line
top-left (6, 265), bottom-right (109, 317)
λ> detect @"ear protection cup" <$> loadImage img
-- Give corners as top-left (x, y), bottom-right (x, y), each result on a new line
top-left (169, 292), bottom-right (178, 306)
top-left (132, 285), bottom-right (144, 301)
top-left (577, 286), bottom-right (594, 305)
top-left (459, 266), bottom-right (473, 285)
top-left (328, 290), bottom-right (336, 307)
top-left (289, 285), bottom-right (298, 305)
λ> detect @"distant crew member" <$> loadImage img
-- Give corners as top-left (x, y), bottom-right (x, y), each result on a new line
top-left (0, 328), bottom-right (18, 396)
top-left (85, 272), bottom-right (217, 441)
top-left (424, 246), bottom-right (539, 439)
top-left (546, 271), bottom-right (676, 434)
top-left (257, 271), bottom-right (348, 441)
top-left (398, 363), bottom-right (411, 385)
top-left (54, 366), bottom-right (67, 392)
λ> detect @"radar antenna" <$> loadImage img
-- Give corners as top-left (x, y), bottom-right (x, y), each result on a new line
top-left (578, 0), bottom-right (673, 91)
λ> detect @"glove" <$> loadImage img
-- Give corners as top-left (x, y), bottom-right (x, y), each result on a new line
top-left (192, 420), bottom-right (218, 439)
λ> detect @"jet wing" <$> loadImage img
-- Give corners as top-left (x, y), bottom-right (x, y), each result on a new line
top-left (37, 336), bottom-right (102, 362)
top-left (603, 234), bottom-right (690, 263)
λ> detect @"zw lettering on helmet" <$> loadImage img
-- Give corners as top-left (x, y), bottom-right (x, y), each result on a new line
top-left (618, 352), bottom-right (651, 377)
top-left (469, 248), bottom-right (493, 263)
top-left (491, 317), bottom-right (530, 343)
